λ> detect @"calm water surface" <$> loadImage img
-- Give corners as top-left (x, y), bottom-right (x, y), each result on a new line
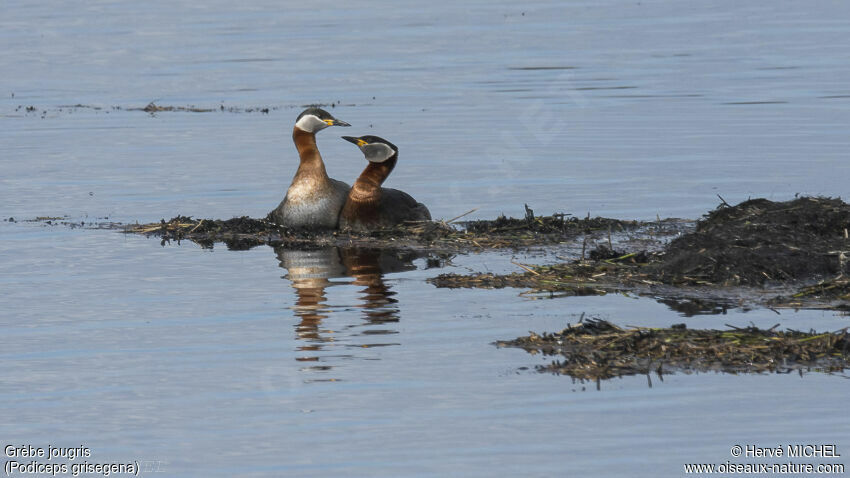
top-left (2, 1), bottom-right (849, 476)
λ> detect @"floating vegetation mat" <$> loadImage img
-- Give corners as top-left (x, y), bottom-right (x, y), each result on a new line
top-left (16, 198), bottom-right (850, 380)
top-left (431, 197), bottom-right (850, 311)
top-left (121, 206), bottom-right (656, 252)
top-left (22, 196), bottom-right (850, 310)
top-left (496, 318), bottom-right (850, 381)
top-left (655, 196), bottom-right (850, 286)
top-left (11, 101), bottom-right (361, 117)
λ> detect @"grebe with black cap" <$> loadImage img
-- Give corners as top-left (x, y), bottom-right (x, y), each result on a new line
top-left (338, 135), bottom-right (431, 230)
top-left (268, 107), bottom-right (351, 229)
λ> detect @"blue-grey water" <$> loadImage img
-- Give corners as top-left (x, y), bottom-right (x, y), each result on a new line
top-left (2, 1), bottom-right (849, 476)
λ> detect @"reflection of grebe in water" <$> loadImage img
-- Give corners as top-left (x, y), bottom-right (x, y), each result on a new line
top-left (275, 248), bottom-right (346, 355)
top-left (274, 246), bottom-right (434, 371)
top-left (339, 248), bottom-right (420, 325)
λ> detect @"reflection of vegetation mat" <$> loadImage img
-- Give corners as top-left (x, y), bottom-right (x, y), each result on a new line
top-left (497, 318), bottom-right (850, 381)
top-left (431, 197), bottom-right (850, 310)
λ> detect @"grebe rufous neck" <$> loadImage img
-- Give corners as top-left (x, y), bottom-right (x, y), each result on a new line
top-left (268, 107), bottom-right (352, 229)
top-left (338, 135), bottom-right (431, 231)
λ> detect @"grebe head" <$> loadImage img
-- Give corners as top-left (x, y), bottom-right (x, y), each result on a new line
top-left (294, 107), bottom-right (351, 133)
top-left (341, 135), bottom-right (398, 163)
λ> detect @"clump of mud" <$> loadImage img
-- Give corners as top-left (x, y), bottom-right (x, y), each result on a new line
top-left (655, 197), bottom-right (850, 286)
top-left (497, 318), bottom-right (850, 381)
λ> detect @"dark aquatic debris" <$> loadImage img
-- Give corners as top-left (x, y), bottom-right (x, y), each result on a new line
top-left (15, 101), bottom-right (366, 117)
top-left (463, 204), bottom-right (633, 235)
top-left (655, 196), bottom-right (850, 286)
top-left (497, 318), bottom-right (850, 381)
top-left (17, 215), bottom-right (120, 229)
top-left (430, 197), bottom-right (850, 310)
top-left (140, 102), bottom-right (215, 113)
top-left (35, 196), bottom-right (850, 308)
top-left (127, 216), bottom-right (315, 250)
top-left (430, 249), bottom-right (653, 292)
top-left (136, 102), bottom-right (279, 114)
top-left (122, 209), bottom-right (644, 251)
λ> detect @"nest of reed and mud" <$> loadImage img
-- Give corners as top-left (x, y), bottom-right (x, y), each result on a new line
top-left (497, 318), bottom-right (850, 381)
top-left (431, 197), bottom-right (850, 308)
top-left (655, 196), bottom-right (850, 286)
top-left (123, 204), bottom-right (638, 251)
